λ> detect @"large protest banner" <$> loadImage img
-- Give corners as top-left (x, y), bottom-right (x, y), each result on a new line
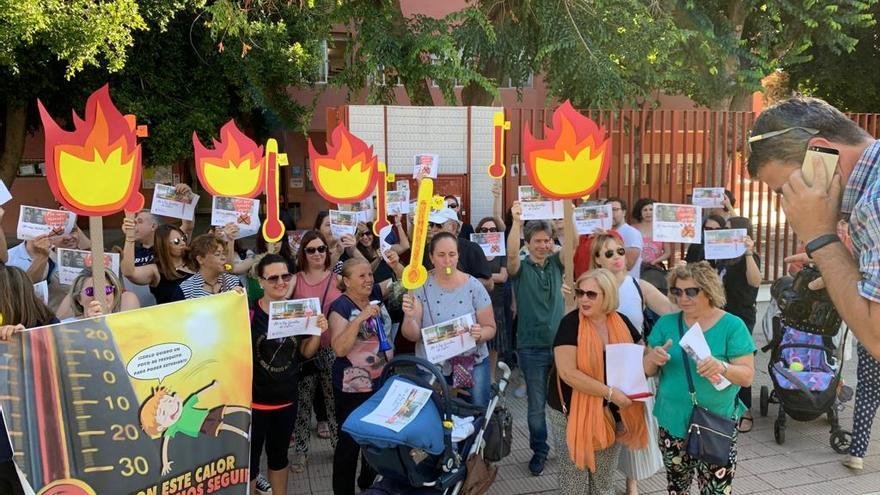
top-left (0, 292), bottom-right (252, 495)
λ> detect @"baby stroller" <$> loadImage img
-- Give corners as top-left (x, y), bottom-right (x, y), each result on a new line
top-left (759, 266), bottom-right (852, 453)
top-left (343, 355), bottom-right (512, 495)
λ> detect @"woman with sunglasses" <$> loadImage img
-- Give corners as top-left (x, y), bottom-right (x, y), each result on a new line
top-left (401, 232), bottom-right (497, 406)
top-left (122, 218), bottom-right (195, 304)
top-left (684, 215), bottom-right (727, 263)
top-left (172, 234), bottom-right (242, 301)
top-left (643, 262), bottom-right (755, 494)
top-left (314, 211), bottom-right (365, 274)
top-left (475, 216), bottom-right (510, 379)
top-left (584, 230), bottom-right (673, 494)
top-left (288, 230), bottom-right (343, 473)
top-left (67, 268), bottom-right (139, 319)
top-left (548, 268), bottom-right (647, 495)
top-left (249, 254), bottom-right (327, 495)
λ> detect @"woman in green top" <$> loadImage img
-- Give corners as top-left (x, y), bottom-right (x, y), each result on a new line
top-left (643, 262), bottom-right (755, 495)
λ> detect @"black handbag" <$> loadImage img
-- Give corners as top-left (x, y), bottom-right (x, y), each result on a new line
top-left (483, 405), bottom-right (513, 462)
top-left (677, 313), bottom-right (736, 467)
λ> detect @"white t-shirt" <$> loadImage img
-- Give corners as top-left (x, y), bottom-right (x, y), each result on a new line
top-left (617, 275), bottom-right (644, 333)
top-left (615, 223), bottom-right (643, 279)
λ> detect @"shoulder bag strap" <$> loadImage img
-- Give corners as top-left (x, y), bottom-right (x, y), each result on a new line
top-left (677, 312), bottom-right (699, 406)
top-left (632, 276), bottom-right (646, 311)
top-left (320, 272), bottom-right (333, 309)
top-left (421, 285), bottom-right (436, 326)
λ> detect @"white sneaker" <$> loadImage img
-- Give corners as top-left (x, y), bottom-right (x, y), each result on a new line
top-left (842, 456), bottom-right (863, 470)
top-left (255, 473), bottom-right (273, 494)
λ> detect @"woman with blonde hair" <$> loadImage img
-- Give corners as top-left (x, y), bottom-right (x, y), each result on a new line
top-left (549, 268), bottom-right (647, 494)
top-left (67, 268), bottom-right (140, 319)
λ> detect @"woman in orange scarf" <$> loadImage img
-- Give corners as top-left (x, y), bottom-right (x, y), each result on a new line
top-left (548, 268), bottom-right (648, 494)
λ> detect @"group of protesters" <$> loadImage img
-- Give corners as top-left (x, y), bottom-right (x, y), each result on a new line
top-left (0, 96), bottom-right (879, 495)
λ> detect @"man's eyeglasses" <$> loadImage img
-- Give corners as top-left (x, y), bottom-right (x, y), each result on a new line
top-left (480, 227), bottom-right (498, 233)
top-left (747, 126), bottom-right (819, 153)
top-left (597, 247), bottom-right (626, 259)
top-left (669, 287), bottom-right (702, 298)
top-left (83, 286), bottom-right (115, 297)
top-left (305, 245), bottom-right (327, 255)
top-left (262, 273), bottom-right (293, 284)
top-left (429, 222), bottom-right (443, 229)
top-left (574, 288), bottom-right (599, 300)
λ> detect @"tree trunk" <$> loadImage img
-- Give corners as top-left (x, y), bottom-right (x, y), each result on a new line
top-left (404, 78), bottom-right (435, 106)
top-left (0, 103), bottom-right (27, 188)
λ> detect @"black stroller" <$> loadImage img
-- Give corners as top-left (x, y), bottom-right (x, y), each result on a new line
top-left (758, 266), bottom-right (853, 453)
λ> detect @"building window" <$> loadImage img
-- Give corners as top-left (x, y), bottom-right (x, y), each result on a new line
top-left (500, 73), bottom-right (534, 89)
top-left (317, 34), bottom-right (350, 84)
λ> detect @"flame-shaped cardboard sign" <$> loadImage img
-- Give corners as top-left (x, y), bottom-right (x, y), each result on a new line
top-left (37, 85), bottom-right (146, 216)
top-left (193, 120), bottom-right (265, 198)
top-left (308, 123), bottom-right (378, 203)
top-left (523, 100), bottom-right (610, 200)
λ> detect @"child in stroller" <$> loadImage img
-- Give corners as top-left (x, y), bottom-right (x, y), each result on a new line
top-left (759, 266), bottom-right (853, 452)
top-left (343, 356), bottom-right (512, 495)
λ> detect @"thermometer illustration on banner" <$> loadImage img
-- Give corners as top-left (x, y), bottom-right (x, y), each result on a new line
top-left (402, 179), bottom-right (433, 290)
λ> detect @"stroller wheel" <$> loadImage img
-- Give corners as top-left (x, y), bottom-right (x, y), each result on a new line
top-left (774, 420), bottom-right (785, 445)
top-left (830, 430), bottom-right (852, 454)
top-left (759, 386), bottom-right (770, 417)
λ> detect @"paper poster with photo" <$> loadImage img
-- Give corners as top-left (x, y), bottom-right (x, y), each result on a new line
top-left (33, 281), bottom-right (48, 304)
top-left (386, 190), bottom-right (410, 215)
top-left (361, 380), bottom-right (433, 433)
top-left (518, 185), bottom-right (563, 220)
top-left (0, 180), bottom-right (11, 205)
top-left (470, 232), bottom-right (505, 257)
top-left (16, 205), bottom-right (77, 240)
top-left (287, 229), bottom-right (308, 256)
top-left (338, 196), bottom-right (375, 223)
top-left (413, 153), bottom-right (439, 179)
top-left (57, 248), bottom-right (121, 285)
top-left (679, 322), bottom-right (731, 391)
top-left (652, 203), bottom-right (701, 244)
top-left (704, 228), bottom-right (747, 260)
top-left (211, 196), bottom-right (260, 239)
top-left (573, 204), bottom-right (613, 235)
top-left (329, 210), bottom-right (357, 239)
top-left (268, 298), bottom-right (322, 339)
top-left (150, 183), bottom-right (199, 221)
top-left (396, 180), bottom-right (410, 199)
top-left (379, 225), bottom-right (395, 263)
top-left (691, 187), bottom-right (726, 208)
top-left (421, 313), bottom-right (476, 364)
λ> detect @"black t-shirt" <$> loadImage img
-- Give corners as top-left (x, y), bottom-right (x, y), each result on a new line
top-left (549, 310), bottom-right (640, 415)
top-left (150, 270), bottom-right (193, 304)
top-left (423, 238), bottom-right (492, 280)
top-left (250, 301), bottom-right (301, 405)
top-left (685, 243), bottom-right (705, 263)
top-left (458, 223), bottom-right (475, 240)
top-left (718, 254), bottom-right (760, 330)
top-left (134, 244), bottom-right (155, 267)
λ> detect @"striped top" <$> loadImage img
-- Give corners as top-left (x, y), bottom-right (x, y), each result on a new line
top-left (175, 272), bottom-right (242, 300)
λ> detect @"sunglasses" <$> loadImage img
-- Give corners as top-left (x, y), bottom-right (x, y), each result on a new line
top-left (597, 247), bottom-right (626, 259)
top-left (429, 222), bottom-right (443, 229)
top-left (447, 203), bottom-right (459, 209)
top-left (359, 231), bottom-right (373, 238)
top-left (262, 273), bottom-right (293, 284)
top-left (747, 126), bottom-right (819, 153)
top-left (574, 288), bottom-right (599, 300)
top-left (670, 287), bottom-right (702, 298)
top-left (83, 286), bottom-right (115, 297)
top-left (170, 236), bottom-right (187, 245)
top-left (480, 227), bottom-right (498, 233)
top-left (305, 245), bottom-right (328, 255)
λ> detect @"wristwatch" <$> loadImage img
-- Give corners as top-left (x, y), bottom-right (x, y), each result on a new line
top-left (805, 233), bottom-right (841, 259)
top-left (720, 361), bottom-right (730, 375)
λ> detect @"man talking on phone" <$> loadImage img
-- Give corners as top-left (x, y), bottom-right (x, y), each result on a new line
top-left (747, 97), bottom-right (880, 359)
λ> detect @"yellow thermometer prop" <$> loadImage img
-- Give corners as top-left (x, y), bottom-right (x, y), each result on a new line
top-left (402, 178), bottom-right (433, 289)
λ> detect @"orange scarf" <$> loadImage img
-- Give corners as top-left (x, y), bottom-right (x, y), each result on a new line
top-left (567, 311), bottom-right (648, 471)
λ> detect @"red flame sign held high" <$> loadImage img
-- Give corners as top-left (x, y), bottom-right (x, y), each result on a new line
top-left (308, 124), bottom-right (378, 203)
top-left (193, 120), bottom-right (265, 198)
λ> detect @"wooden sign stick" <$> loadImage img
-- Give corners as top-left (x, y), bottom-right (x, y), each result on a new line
top-left (88, 216), bottom-right (107, 311)
top-left (563, 200), bottom-right (576, 312)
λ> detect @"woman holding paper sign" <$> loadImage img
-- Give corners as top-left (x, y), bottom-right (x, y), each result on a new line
top-left (314, 210), bottom-right (366, 274)
top-left (121, 221), bottom-right (195, 304)
top-left (643, 262), bottom-right (755, 494)
top-left (249, 254), bottom-right (327, 495)
top-left (400, 231), bottom-right (496, 407)
top-left (549, 268), bottom-right (647, 495)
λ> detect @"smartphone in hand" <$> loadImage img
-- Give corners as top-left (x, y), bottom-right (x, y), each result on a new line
top-left (801, 146), bottom-right (839, 188)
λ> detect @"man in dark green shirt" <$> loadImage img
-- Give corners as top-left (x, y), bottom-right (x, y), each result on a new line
top-left (506, 202), bottom-right (565, 476)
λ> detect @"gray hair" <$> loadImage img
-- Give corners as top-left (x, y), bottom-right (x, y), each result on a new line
top-left (136, 209), bottom-right (159, 227)
top-left (524, 220), bottom-right (554, 242)
top-left (747, 97), bottom-right (871, 177)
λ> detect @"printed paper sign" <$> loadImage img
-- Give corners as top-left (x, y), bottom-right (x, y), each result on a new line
top-left (360, 380), bottom-right (433, 433)
top-left (287, 229), bottom-right (308, 257)
top-left (470, 232), bottom-right (506, 257)
top-left (379, 225), bottom-right (394, 263)
top-left (16, 205), bottom-right (77, 240)
top-left (211, 196), bottom-right (260, 239)
top-left (57, 248), bottom-right (121, 285)
top-left (150, 183), bottom-right (199, 221)
top-left (692, 187), bottom-right (726, 208)
top-left (329, 210), bottom-right (358, 239)
top-left (704, 228), bottom-right (747, 260)
top-left (33, 281), bottom-right (48, 304)
top-left (386, 190), bottom-right (410, 215)
top-left (338, 196), bottom-right (375, 223)
top-left (421, 313), bottom-right (476, 364)
top-left (268, 298), bottom-right (322, 339)
top-left (652, 203), bottom-right (701, 244)
top-left (413, 153), bottom-right (439, 179)
top-left (518, 185), bottom-right (563, 220)
top-left (0, 180), bottom-right (11, 205)
top-left (0, 292), bottom-right (252, 495)
top-left (396, 180), bottom-right (410, 199)
top-left (606, 344), bottom-right (652, 401)
top-left (679, 322), bottom-right (731, 391)
top-left (573, 204), bottom-right (613, 235)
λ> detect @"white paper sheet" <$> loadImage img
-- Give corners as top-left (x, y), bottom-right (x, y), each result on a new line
top-left (605, 343), bottom-right (653, 401)
top-left (704, 228), bottom-right (746, 260)
top-left (574, 204), bottom-right (613, 235)
top-left (210, 196), bottom-right (260, 239)
top-left (150, 183), bottom-right (199, 221)
top-left (386, 190), bottom-right (410, 215)
top-left (0, 180), bottom-right (11, 205)
top-left (652, 203), bottom-right (702, 244)
top-left (57, 248), bottom-right (121, 285)
top-left (360, 380), bottom-right (433, 432)
top-left (396, 180), bottom-right (410, 199)
top-left (267, 298), bottom-right (323, 339)
top-left (329, 209), bottom-right (357, 239)
top-left (691, 187), bottom-right (726, 208)
top-left (470, 232), bottom-right (506, 257)
top-left (338, 196), bottom-right (375, 223)
top-left (678, 322), bottom-right (731, 391)
top-left (413, 153), bottom-right (440, 179)
top-left (518, 185), bottom-right (563, 220)
top-left (379, 225), bottom-right (394, 263)
top-left (421, 313), bottom-right (476, 364)
top-left (16, 206), bottom-right (77, 240)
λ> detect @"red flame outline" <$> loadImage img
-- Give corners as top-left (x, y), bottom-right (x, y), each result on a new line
top-left (307, 123), bottom-right (378, 203)
top-left (193, 119), bottom-right (265, 198)
top-left (522, 100), bottom-right (611, 199)
top-left (37, 84), bottom-right (145, 216)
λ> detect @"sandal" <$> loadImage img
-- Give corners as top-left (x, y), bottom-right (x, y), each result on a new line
top-left (737, 413), bottom-right (754, 433)
top-left (317, 421), bottom-right (331, 439)
top-left (289, 452), bottom-right (307, 473)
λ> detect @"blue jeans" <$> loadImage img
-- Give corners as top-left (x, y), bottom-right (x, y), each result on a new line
top-left (444, 358), bottom-right (492, 408)
top-left (518, 347), bottom-right (553, 459)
